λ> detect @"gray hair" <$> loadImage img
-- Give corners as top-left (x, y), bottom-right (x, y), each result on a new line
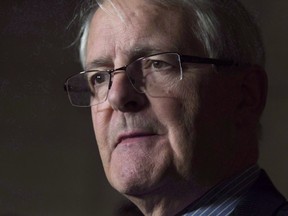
top-left (77, 0), bottom-right (265, 68)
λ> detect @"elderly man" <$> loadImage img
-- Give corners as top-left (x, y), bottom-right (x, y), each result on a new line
top-left (64, 0), bottom-right (288, 215)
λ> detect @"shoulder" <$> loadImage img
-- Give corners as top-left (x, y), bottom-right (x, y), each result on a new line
top-left (275, 202), bottom-right (288, 216)
top-left (232, 169), bottom-right (287, 216)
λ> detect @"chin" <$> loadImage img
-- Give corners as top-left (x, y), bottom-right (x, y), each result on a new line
top-left (111, 178), bottom-right (151, 197)
top-left (107, 167), bottom-right (166, 197)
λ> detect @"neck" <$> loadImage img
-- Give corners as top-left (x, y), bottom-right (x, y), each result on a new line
top-left (125, 179), bottom-right (211, 216)
top-left (124, 161), bottom-right (259, 216)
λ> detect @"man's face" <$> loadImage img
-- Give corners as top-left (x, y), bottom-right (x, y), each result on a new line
top-left (86, 0), bottom-right (241, 196)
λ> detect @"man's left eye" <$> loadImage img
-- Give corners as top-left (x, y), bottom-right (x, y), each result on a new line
top-left (151, 60), bottom-right (171, 69)
top-left (152, 61), bottom-right (169, 68)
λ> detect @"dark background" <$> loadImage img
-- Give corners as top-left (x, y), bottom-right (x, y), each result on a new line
top-left (0, 0), bottom-right (287, 215)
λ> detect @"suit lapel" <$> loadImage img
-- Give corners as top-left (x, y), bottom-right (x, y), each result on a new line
top-left (231, 170), bottom-right (287, 216)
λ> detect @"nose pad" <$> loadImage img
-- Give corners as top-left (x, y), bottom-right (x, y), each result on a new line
top-left (126, 72), bottom-right (146, 94)
top-left (130, 78), bottom-right (136, 85)
top-left (128, 77), bottom-right (140, 92)
top-left (108, 78), bottom-right (113, 89)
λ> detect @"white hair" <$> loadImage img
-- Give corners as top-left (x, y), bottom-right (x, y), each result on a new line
top-left (77, 0), bottom-right (265, 68)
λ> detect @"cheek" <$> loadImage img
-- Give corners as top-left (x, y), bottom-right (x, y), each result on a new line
top-left (92, 109), bottom-right (106, 141)
top-left (149, 83), bottom-right (200, 177)
top-left (91, 106), bottom-right (113, 165)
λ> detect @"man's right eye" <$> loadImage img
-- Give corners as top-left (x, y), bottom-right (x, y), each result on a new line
top-left (90, 72), bottom-right (109, 85)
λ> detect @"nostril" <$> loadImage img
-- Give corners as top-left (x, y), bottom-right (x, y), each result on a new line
top-left (120, 101), bottom-right (143, 112)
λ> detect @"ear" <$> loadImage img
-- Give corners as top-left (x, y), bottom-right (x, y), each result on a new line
top-left (236, 65), bottom-right (268, 126)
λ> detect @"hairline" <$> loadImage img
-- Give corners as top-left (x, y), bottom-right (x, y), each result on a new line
top-left (78, 0), bottom-right (265, 68)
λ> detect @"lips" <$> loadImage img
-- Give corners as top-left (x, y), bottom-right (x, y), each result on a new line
top-left (115, 130), bottom-right (158, 147)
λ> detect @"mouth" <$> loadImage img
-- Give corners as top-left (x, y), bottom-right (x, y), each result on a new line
top-left (115, 131), bottom-right (159, 147)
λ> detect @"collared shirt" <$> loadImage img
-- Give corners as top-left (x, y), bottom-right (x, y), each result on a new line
top-left (181, 165), bottom-right (261, 216)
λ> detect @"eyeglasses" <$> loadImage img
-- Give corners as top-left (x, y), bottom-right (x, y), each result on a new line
top-left (64, 52), bottom-right (236, 107)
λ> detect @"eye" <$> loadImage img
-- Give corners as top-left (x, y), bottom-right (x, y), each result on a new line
top-left (151, 60), bottom-right (171, 69)
top-left (90, 72), bottom-right (109, 85)
top-left (143, 59), bottom-right (173, 71)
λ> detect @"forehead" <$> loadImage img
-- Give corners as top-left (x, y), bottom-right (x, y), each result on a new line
top-left (85, 0), bottom-right (202, 66)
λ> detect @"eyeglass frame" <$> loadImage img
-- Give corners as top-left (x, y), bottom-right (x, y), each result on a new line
top-left (64, 52), bottom-right (245, 107)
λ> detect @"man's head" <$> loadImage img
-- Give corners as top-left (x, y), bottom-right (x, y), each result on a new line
top-left (69, 0), bottom-right (267, 214)
top-left (78, 0), bottom-right (265, 67)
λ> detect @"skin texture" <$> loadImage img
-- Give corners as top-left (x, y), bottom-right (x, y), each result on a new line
top-left (85, 0), bottom-right (267, 215)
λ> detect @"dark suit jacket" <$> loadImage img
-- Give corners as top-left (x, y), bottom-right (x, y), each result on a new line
top-left (231, 170), bottom-right (288, 216)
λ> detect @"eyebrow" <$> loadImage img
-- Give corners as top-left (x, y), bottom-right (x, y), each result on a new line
top-left (85, 45), bottom-right (179, 70)
top-left (131, 47), bottom-right (164, 57)
top-left (86, 58), bottom-right (112, 71)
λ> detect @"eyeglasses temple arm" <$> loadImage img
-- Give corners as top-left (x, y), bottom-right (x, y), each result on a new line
top-left (180, 55), bottom-right (237, 66)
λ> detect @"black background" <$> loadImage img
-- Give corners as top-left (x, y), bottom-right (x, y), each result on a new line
top-left (1, 1), bottom-right (124, 215)
top-left (1, 1), bottom-right (287, 215)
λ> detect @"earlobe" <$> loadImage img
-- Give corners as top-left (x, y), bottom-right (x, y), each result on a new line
top-left (237, 65), bottom-right (268, 125)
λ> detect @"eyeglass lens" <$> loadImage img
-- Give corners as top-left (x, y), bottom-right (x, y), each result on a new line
top-left (65, 53), bottom-right (182, 107)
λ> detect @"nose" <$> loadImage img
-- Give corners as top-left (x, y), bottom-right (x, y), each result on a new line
top-left (107, 72), bottom-right (148, 112)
